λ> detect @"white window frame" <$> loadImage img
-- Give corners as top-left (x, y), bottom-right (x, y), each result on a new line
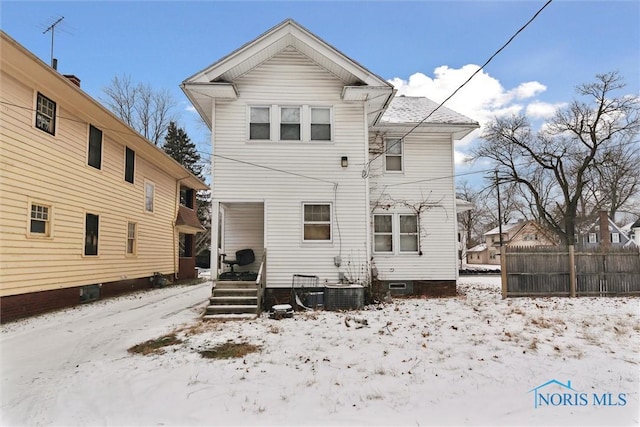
top-left (385, 138), bottom-right (403, 172)
top-left (588, 232), bottom-right (597, 244)
top-left (309, 106), bottom-right (332, 141)
top-left (144, 181), bottom-right (155, 213)
top-left (27, 200), bottom-right (53, 238)
top-left (373, 214), bottom-right (393, 253)
top-left (126, 222), bottom-right (137, 255)
top-left (302, 203), bottom-right (332, 243)
top-left (247, 105), bottom-right (333, 143)
top-left (248, 106), bottom-right (272, 141)
top-left (611, 232), bottom-right (620, 244)
top-left (398, 214), bottom-right (419, 253)
top-left (372, 213), bottom-right (419, 254)
top-left (279, 106), bottom-right (301, 141)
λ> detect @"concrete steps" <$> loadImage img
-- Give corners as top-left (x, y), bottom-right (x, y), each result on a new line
top-left (204, 280), bottom-right (260, 316)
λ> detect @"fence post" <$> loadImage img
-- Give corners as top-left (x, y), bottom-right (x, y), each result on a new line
top-left (569, 245), bottom-right (576, 297)
top-left (501, 246), bottom-right (507, 299)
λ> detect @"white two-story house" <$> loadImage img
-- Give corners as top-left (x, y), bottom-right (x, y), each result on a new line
top-left (182, 19), bottom-right (478, 306)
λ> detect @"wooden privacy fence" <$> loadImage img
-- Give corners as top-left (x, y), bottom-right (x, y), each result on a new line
top-left (502, 246), bottom-right (640, 297)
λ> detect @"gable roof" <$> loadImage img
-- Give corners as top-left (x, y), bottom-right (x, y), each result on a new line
top-left (182, 19), bottom-right (395, 127)
top-left (509, 221), bottom-right (558, 245)
top-left (483, 222), bottom-right (524, 236)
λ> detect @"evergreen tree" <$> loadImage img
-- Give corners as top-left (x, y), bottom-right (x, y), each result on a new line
top-left (163, 122), bottom-right (210, 257)
top-left (163, 122), bottom-right (203, 178)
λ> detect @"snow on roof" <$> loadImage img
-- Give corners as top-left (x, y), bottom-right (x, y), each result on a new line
top-left (483, 222), bottom-right (524, 236)
top-left (467, 243), bottom-right (487, 252)
top-left (379, 95), bottom-right (478, 125)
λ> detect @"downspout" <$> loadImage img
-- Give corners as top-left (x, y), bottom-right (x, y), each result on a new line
top-left (210, 99), bottom-right (219, 279)
top-left (450, 134), bottom-right (459, 279)
top-left (363, 101), bottom-right (371, 280)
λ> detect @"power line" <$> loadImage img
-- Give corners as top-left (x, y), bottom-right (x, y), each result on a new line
top-left (363, 0), bottom-right (554, 176)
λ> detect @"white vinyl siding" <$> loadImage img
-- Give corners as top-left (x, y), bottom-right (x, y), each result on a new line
top-left (213, 47), bottom-right (367, 286)
top-left (369, 132), bottom-right (458, 280)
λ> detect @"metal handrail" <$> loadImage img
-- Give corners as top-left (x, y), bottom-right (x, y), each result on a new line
top-left (255, 248), bottom-right (267, 314)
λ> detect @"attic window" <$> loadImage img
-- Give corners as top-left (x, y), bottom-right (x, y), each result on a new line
top-left (280, 107), bottom-right (301, 140)
top-left (310, 107), bottom-right (331, 141)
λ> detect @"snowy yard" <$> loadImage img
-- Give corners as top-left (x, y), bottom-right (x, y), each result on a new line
top-left (1, 276), bottom-right (638, 426)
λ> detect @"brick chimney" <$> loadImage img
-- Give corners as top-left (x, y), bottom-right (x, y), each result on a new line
top-left (598, 211), bottom-right (611, 248)
top-left (63, 74), bottom-right (81, 87)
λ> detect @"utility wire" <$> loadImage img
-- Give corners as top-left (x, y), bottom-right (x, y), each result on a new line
top-left (363, 0), bottom-right (554, 176)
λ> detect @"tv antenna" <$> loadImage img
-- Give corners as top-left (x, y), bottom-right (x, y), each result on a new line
top-left (43, 16), bottom-right (64, 69)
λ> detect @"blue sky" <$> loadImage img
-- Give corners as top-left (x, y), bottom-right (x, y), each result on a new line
top-left (2, 1), bottom-right (638, 183)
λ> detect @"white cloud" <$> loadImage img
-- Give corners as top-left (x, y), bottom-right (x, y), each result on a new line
top-left (526, 101), bottom-right (567, 119)
top-left (388, 65), bottom-right (550, 138)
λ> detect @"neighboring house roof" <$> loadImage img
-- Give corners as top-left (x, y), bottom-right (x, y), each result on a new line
top-left (483, 222), bottom-right (524, 236)
top-left (456, 198), bottom-right (474, 213)
top-left (182, 18), bottom-right (395, 128)
top-left (467, 243), bottom-right (487, 253)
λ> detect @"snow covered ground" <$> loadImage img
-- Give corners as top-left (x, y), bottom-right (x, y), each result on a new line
top-left (1, 276), bottom-right (638, 426)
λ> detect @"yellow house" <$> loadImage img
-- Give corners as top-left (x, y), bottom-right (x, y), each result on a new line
top-left (0, 31), bottom-right (208, 322)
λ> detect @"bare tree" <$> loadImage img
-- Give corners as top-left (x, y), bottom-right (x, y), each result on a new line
top-left (474, 72), bottom-right (640, 245)
top-left (101, 74), bottom-right (178, 145)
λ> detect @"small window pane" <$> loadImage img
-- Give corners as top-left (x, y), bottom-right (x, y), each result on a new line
top-left (281, 107), bottom-right (300, 123)
top-left (311, 108), bottom-right (330, 123)
top-left (374, 215), bottom-right (392, 233)
top-left (311, 124), bottom-right (331, 141)
top-left (250, 107), bottom-right (270, 123)
top-left (30, 220), bottom-right (46, 234)
top-left (386, 156), bottom-right (402, 171)
top-left (304, 205), bottom-right (330, 222)
top-left (280, 123), bottom-right (300, 140)
top-left (374, 235), bottom-right (393, 252)
top-left (387, 139), bottom-right (402, 154)
top-left (399, 215), bottom-right (417, 233)
top-left (400, 235), bottom-right (418, 252)
top-left (250, 123), bottom-right (270, 140)
top-left (304, 224), bottom-right (331, 240)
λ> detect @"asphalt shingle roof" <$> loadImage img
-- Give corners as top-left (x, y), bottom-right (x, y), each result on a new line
top-left (380, 95), bottom-right (478, 125)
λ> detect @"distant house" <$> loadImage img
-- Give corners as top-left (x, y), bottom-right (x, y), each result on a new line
top-left (0, 31), bottom-right (208, 322)
top-left (621, 218), bottom-right (640, 248)
top-left (181, 19), bottom-right (479, 308)
top-left (467, 220), bottom-right (558, 265)
top-left (578, 211), bottom-right (634, 249)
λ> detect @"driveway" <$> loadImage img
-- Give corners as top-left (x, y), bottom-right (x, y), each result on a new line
top-left (0, 282), bottom-right (211, 426)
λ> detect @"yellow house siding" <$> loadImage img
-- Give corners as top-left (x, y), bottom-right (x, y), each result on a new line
top-left (0, 40), bottom-right (194, 297)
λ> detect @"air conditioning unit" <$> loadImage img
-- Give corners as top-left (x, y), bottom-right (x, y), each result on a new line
top-left (324, 284), bottom-right (364, 310)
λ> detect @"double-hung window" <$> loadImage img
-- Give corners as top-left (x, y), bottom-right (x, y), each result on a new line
top-left (125, 147), bottom-right (135, 183)
top-left (145, 182), bottom-right (155, 213)
top-left (373, 214), bottom-right (393, 253)
top-left (310, 107), bottom-right (331, 141)
top-left (84, 213), bottom-right (99, 256)
top-left (29, 202), bottom-right (51, 237)
top-left (88, 125), bottom-right (102, 169)
top-left (280, 107), bottom-right (301, 140)
top-left (126, 222), bottom-right (137, 255)
top-left (36, 92), bottom-right (56, 135)
top-left (385, 138), bottom-right (403, 172)
top-left (373, 213), bottom-right (419, 254)
top-left (250, 107), bottom-right (270, 140)
top-left (399, 215), bottom-right (419, 252)
top-left (303, 203), bottom-right (331, 242)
